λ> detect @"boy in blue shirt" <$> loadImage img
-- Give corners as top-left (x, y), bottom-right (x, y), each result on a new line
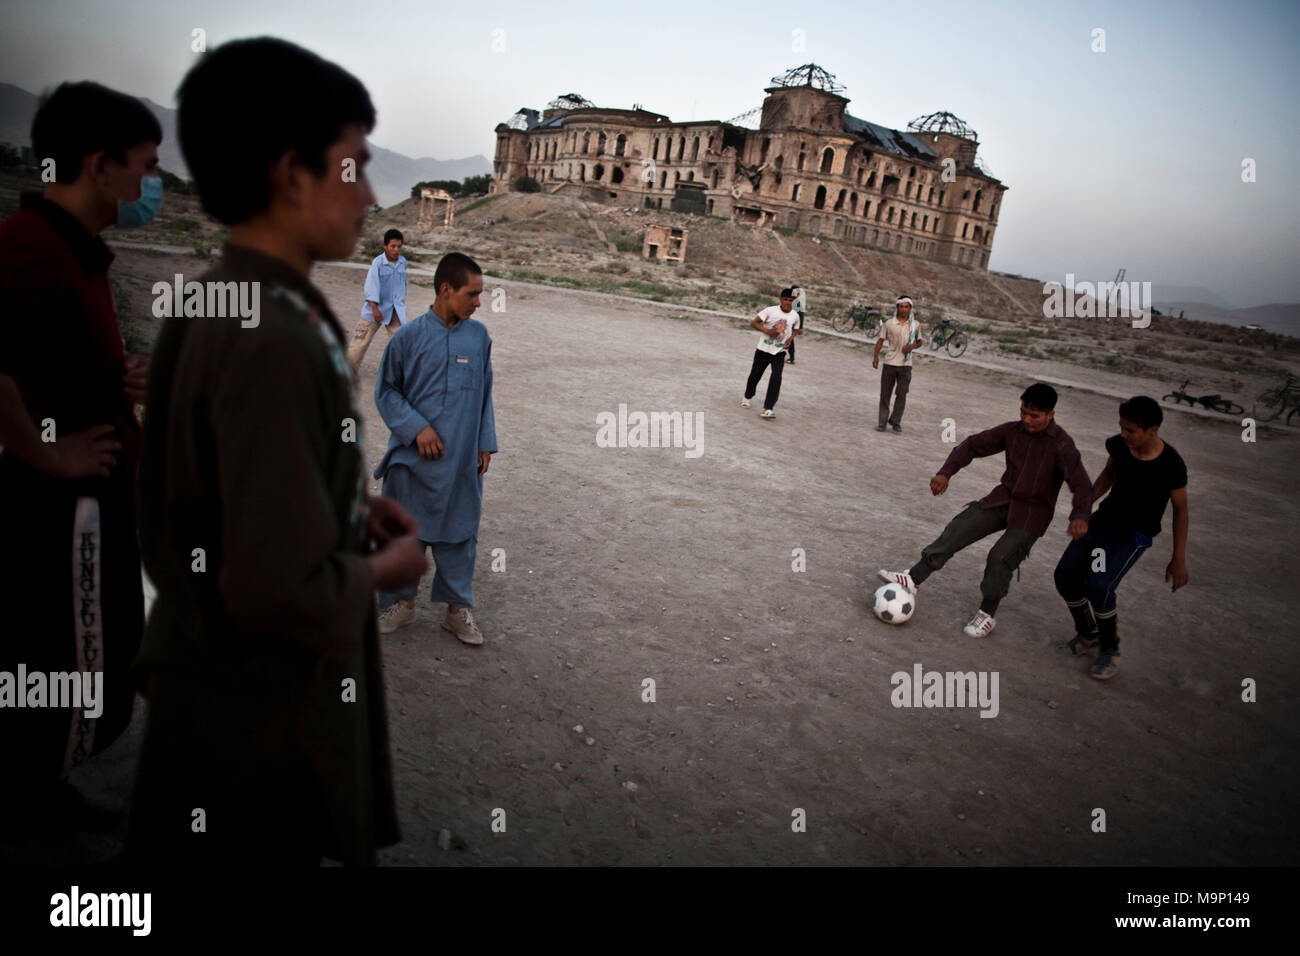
top-left (348, 227), bottom-right (406, 370)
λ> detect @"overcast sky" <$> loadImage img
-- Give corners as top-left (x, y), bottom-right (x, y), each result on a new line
top-left (3, 0), bottom-right (1297, 306)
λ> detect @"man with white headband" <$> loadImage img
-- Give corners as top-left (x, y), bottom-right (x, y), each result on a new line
top-left (872, 295), bottom-right (921, 432)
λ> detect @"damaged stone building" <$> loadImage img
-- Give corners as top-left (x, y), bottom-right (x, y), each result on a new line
top-left (490, 65), bottom-right (1006, 270)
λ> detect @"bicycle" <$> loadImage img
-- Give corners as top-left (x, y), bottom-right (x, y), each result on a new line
top-left (831, 302), bottom-right (884, 337)
top-left (1162, 379), bottom-right (1244, 416)
top-left (929, 317), bottom-right (968, 357)
top-left (1252, 374), bottom-right (1300, 423)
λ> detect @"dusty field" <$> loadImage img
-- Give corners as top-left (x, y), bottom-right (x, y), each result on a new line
top-left (28, 249), bottom-right (1298, 867)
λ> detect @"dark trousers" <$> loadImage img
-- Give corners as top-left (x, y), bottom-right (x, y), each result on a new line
top-left (1054, 530), bottom-right (1150, 652)
top-left (914, 501), bottom-right (1039, 604)
top-left (879, 365), bottom-right (912, 426)
top-left (744, 349), bottom-right (785, 410)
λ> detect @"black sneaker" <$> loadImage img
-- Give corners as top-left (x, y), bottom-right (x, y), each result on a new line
top-left (1090, 651), bottom-right (1119, 680)
top-left (890, 423), bottom-right (902, 433)
top-left (875, 424), bottom-right (887, 432)
top-left (1059, 631), bottom-right (1099, 655)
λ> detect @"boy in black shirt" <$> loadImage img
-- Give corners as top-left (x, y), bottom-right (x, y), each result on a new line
top-left (1053, 396), bottom-right (1189, 679)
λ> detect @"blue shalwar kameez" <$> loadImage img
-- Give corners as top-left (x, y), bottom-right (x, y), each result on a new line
top-left (374, 308), bottom-right (496, 607)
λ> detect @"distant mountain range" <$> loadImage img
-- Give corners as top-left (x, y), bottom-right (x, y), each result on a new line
top-left (0, 81), bottom-right (489, 207)
top-left (1154, 301), bottom-right (1300, 339)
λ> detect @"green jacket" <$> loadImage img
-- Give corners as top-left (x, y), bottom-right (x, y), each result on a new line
top-left (134, 244), bottom-right (398, 863)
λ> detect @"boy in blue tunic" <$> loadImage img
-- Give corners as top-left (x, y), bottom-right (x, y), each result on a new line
top-left (375, 252), bottom-right (496, 645)
top-left (347, 228), bottom-right (406, 371)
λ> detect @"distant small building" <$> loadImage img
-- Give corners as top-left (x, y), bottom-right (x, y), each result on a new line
top-left (643, 224), bottom-right (687, 263)
top-left (417, 188), bottom-right (455, 228)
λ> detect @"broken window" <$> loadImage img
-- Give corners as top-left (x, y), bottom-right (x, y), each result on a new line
top-left (598, 132), bottom-right (607, 154)
top-left (760, 137), bottom-right (770, 164)
top-left (791, 183), bottom-right (800, 201)
top-left (814, 185), bottom-right (827, 210)
top-left (849, 192), bottom-right (858, 215)
top-left (580, 164), bottom-right (586, 181)
top-left (922, 215), bottom-right (928, 230)
top-left (833, 188), bottom-right (845, 212)
top-left (820, 147), bottom-right (834, 174)
top-left (711, 169), bottom-right (719, 189)
top-left (594, 163), bottom-right (605, 181)
top-left (797, 151), bottom-right (805, 172)
top-left (616, 134), bottom-right (626, 157)
top-left (973, 189), bottom-right (982, 212)
top-left (961, 222), bottom-right (968, 238)
top-left (612, 167), bottom-right (624, 183)
top-left (677, 137), bottom-right (684, 161)
top-left (887, 207), bottom-right (894, 222)
top-left (660, 170), bottom-right (667, 188)
top-left (583, 132), bottom-right (591, 154)
top-left (866, 170), bottom-right (877, 189)
top-left (691, 136), bottom-right (700, 161)
top-left (928, 186), bottom-right (935, 203)
top-left (911, 212), bottom-right (917, 227)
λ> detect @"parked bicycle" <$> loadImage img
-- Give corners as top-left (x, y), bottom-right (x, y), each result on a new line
top-left (1253, 373), bottom-right (1300, 424)
top-left (1162, 379), bottom-right (1244, 416)
top-left (929, 317), bottom-right (968, 357)
top-left (831, 302), bottom-right (884, 337)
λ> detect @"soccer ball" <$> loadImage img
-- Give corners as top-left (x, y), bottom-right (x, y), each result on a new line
top-left (873, 583), bottom-right (915, 624)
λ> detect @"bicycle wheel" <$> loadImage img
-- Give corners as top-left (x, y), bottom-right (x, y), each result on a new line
top-left (1253, 389), bottom-right (1284, 421)
top-left (947, 331), bottom-right (968, 357)
top-left (864, 317), bottom-right (882, 339)
top-left (1215, 400), bottom-right (1244, 416)
top-left (831, 312), bottom-right (857, 333)
top-left (930, 329), bottom-right (945, 350)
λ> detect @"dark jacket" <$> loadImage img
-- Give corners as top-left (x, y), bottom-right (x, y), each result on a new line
top-left (938, 419), bottom-right (1092, 537)
top-left (132, 244), bottom-right (398, 864)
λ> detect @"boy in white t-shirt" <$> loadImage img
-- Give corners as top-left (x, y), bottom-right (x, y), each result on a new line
top-left (741, 287), bottom-right (798, 419)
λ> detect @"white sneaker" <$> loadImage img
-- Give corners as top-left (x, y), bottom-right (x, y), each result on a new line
top-left (877, 569), bottom-right (917, 594)
top-left (378, 599), bottom-right (415, 634)
top-left (740, 398), bottom-right (751, 408)
top-left (962, 610), bottom-right (996, 638)
top-left (443, 606), bottom-right (484, 646)
top-left (761, 409), bottom-right (775, 419)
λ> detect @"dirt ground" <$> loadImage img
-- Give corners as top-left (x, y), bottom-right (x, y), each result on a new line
top-left (27, 250), bottom-right (1298, 868)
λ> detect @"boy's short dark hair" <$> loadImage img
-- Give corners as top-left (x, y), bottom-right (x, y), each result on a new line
top-left (383, 228), bottom-right (403, 245)
top-left (176, 37), bottom-right (375, 224)
top-left (1021, 382), bottom-right (1058, 412)
top-left (31, 81), bottom-right (162, 183)
top-left (780, 288), bottom-right (795, 299)
top-left (1119, 395), bottom-right (1162, 429)
top-left (434, 252), bottom-right (482, 294)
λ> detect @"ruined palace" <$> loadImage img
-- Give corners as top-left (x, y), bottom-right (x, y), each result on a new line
top-left (490, 65), bottom-right (1006, 270)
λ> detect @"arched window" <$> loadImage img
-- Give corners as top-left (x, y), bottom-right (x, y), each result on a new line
top-left (833, 188), bottom-right (846, 212)
top-left (791, 183), bottom-right (800, 201)
top-left (612, 167), bottom-right (624, 183)
top-left (866, 170), bottom-right (876, 189)
top-left (594, 163), bottom-right (605, 181)
top-left (597, 132), bottom-right (607, 154)
top-left (579, 164), bottom-right (585, 181)
top-left (660, 171), bottom-right (667, 188)
top-left (820, 147), bottom-right (834, 174)
top-left (677, 137), bottom-right (685, 161)
top-left (691, 136), bottom-right (700, 161)
top-left (973, 189), bottom-right (983, 212)
top-left (849, 192), bottom-right (858, 215)
top-left (797, 150), bottom-right (806, 172)
top-left (652, 138), bottom-right (659, 160)
top-left (711, 169), bottom-right (719, 188)
top-left (887, 207), bottom-right (895, 223)
top-left (582, 132), bottom-right (591, 154)
top-left (814, 185), bottom-right (827, 209)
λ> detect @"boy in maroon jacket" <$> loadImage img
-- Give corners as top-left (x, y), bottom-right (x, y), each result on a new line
top-left (878, 383), bottom-right (1093, 637)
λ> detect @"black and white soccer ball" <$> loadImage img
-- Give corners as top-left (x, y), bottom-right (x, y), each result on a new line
top-left (872, 583), bottom-right (915, 624)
